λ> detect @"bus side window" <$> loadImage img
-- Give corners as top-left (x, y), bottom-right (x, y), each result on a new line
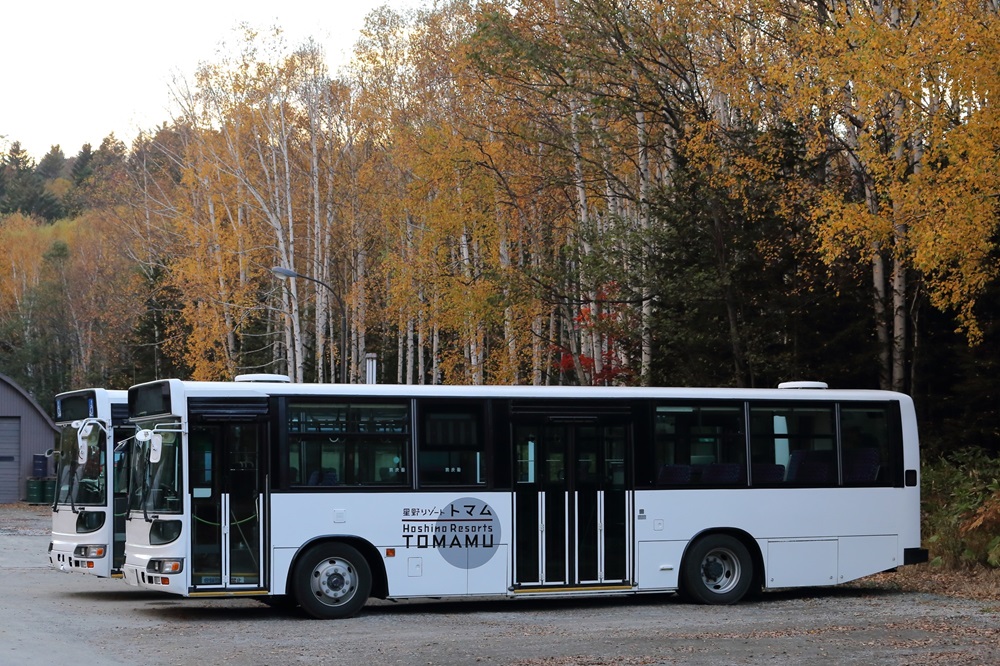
top-left (417, 402), bottom-right (485, 487)
top-left (287, 401), bottom-right (411, 489)
top-left (750, 405), bottom-right (836, 487)
top-left (653, 403), bottom-right (745, 487)
top-left (840, 405), bottom-right (894, 486)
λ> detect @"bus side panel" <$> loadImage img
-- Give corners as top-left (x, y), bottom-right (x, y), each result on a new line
top-left (634, 487), bottom-right (917, 590)
top-left (270, 491), bottom-right (511, 600)
top-left (763, 535), bottom-right (899, 588)
top-left (899, 399), bottom-right (923, 555)
top-left (271, 547), bottom-right (295, 596)
top-left (838, 535), bottom-right (899, 582)
top-left (468, 544), bottom-right (509, 595)
top-left (765, 539), bottom-right (838, 588)
top-left (635, 540), bottom-right (685, 591)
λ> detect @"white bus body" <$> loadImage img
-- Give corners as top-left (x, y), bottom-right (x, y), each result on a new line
top-left (121, 380), bottom-right (927, 618)
top-left (49, 389), bottom-right (133, 578)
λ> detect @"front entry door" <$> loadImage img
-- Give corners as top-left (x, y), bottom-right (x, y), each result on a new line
top-left (513, 420), bottom-right (631, 589)
top-left (189, 422), bottom-right (265, 590)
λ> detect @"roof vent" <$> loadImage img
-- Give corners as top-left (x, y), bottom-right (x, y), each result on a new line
top-left (234, 373), bottom-right (291, 383)
top-left (777, 381), bottom-right (828, 389)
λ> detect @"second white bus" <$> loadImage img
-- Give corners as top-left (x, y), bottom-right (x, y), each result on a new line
top-left (49, 388), bottom-right (134, 578)
top-left (121, 378), bottom-right (928, 618)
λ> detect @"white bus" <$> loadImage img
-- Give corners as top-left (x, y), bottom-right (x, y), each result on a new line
top-left (121, 378), bottom-right (928, 618)
top-left (49, 388), bottom-right (134, 578)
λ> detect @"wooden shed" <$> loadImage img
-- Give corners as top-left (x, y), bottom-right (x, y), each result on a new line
top-left (0, 374), bottom-right (58, 503)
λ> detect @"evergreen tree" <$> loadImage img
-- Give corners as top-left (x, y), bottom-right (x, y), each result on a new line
top-left (65, 136), bottom-right (127, 212)
top-left (36, 145), bottom-right (66, 180)
top-left (0, 141), bottom-right (62, 221)
top-left (70, 144), bottom-right (94, 185)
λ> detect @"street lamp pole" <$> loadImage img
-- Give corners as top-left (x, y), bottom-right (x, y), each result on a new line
top-left (271, 266), bottom-right (348, 383)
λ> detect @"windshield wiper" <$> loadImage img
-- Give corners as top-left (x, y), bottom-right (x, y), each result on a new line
top-left (68, 462), bottom-right (80, 514)
top-left (142, 473), bottom-right (152, 523)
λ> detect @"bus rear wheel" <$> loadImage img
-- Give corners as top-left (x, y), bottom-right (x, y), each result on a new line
top-left (681, 534), bottom-right (753, 605)
top-left (293, 542), bottom-right (371, 619)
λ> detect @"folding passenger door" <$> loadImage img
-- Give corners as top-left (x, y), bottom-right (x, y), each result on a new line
top-left (187, 399), bottom-right (269, 592)
top-left (512, 405), bottom-right (632, 590)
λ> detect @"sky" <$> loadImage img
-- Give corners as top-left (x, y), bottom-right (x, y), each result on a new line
top-left (1, 1), bottom-right (421, 162)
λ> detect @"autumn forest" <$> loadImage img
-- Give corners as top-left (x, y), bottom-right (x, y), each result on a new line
top-left (1, 1), bottom-right (999, 463)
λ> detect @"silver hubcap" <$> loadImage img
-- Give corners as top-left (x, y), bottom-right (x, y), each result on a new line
top-left (310, 557), bottom-right (357, 606)
top-left (700, 547), bottom-right (742, 594)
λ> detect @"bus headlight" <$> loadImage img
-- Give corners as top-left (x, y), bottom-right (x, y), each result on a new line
top-left (73, 544), bottom-right (107, 558)
top-left (76, 511), bottom-right (106, 533)
top-left (150, 519), bottom-right (182, 545)
top-left (147, 558), bottom-right (184, 574)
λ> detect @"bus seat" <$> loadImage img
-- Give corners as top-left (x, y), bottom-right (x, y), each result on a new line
top-left (751, 463), bottom-right (785, 484)
top-left (786, 450), bottom-right (806, 481)
top-left (843, 448), bottom-right (881, 483)
top-left (308, 468), bottom-right (339, 486)
top-left (786, 450), bottom-right (833, 484)
top-left (795, 459), bottom-right (833, 484)
top-left (699, 463), bottom-right (745, 485)
top-left (656, 464), bottom-right (692, 485)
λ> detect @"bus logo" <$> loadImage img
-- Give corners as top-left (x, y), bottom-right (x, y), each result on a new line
top-left (401, 497), bottom-right (501, 569)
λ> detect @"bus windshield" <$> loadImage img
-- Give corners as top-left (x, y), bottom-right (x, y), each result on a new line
top-left (54, 422), bottom-right (107, 507)
top-left (129, 420), bottom-right (183, 516)
top-left (112, 437), bottom-right (131, 498)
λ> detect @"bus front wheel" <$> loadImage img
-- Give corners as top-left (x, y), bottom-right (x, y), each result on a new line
top-left (293, 542), bottom-right (372, 619)
top-left (681, 534), bottom-right (753, 605)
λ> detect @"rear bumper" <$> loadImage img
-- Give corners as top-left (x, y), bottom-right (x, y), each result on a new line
top-left (904, 547), bottom-right (929, 565)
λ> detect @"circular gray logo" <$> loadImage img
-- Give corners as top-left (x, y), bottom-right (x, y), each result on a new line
top-left (435, 497), bottom-right (501, 569)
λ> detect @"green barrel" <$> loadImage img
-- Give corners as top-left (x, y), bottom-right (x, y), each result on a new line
top-left (42, 477), bottom-right (56, 503)
top-left (26, 478), bottom-right (42, 504)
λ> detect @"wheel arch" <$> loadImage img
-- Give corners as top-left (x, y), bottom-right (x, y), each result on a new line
top-left (285, 535), bottom-right (389, 600)
top-left (681, 527), bottom-right (765, 595)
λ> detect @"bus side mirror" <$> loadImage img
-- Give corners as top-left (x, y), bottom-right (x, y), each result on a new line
top-left (75, 423), bottom-right (93, 466)
top-left (136, 428), bottom-right (167, 463)
top-left (150, 434), bottom-right (163, 464)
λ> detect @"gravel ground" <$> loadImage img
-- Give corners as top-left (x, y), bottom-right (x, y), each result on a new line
top-left (2, 502), bottom-right (998, 665)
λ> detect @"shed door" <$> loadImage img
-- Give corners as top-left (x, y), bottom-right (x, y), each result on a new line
top-left (0, 419), bottom-right (20, 503)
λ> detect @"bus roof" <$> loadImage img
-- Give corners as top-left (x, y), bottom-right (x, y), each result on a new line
top-left (129, 378), bottom-right (910, 404)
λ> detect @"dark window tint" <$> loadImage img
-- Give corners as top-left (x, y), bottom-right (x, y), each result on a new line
top-left (840, 404), bottom-right (895, 487)
top-left (653, 403), bottom-right (746, 487)
top-left (287, 402), bottom-right (410, 488)
top-left (750, 405), bottom-right (835, 486)
top-left (417, 403), bottom-right (485, 487)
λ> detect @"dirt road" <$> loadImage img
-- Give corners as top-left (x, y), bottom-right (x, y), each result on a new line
top-left (2, 503), bottom-right (997, 665)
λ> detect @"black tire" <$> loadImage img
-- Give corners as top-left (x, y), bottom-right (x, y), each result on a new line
top-left (293, 542), bottom-right (371, 619)
top-left (680, 534), bottom-right (754, 605)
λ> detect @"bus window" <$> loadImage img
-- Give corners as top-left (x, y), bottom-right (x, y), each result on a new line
top-left (750, 405), bottom-right (835, 486)
top-left (654, 403), bottom-right (746, 487)
top-left (287, 401), bottom-right (410, 488)
top-left (112, 426), bottom-right (134, 496)
top-left (840, 404), bottom-right (895, 486)
top-left (417, 403), bottom-right (485, 487)
top-left (148, 431), bottom-right (182, 512)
